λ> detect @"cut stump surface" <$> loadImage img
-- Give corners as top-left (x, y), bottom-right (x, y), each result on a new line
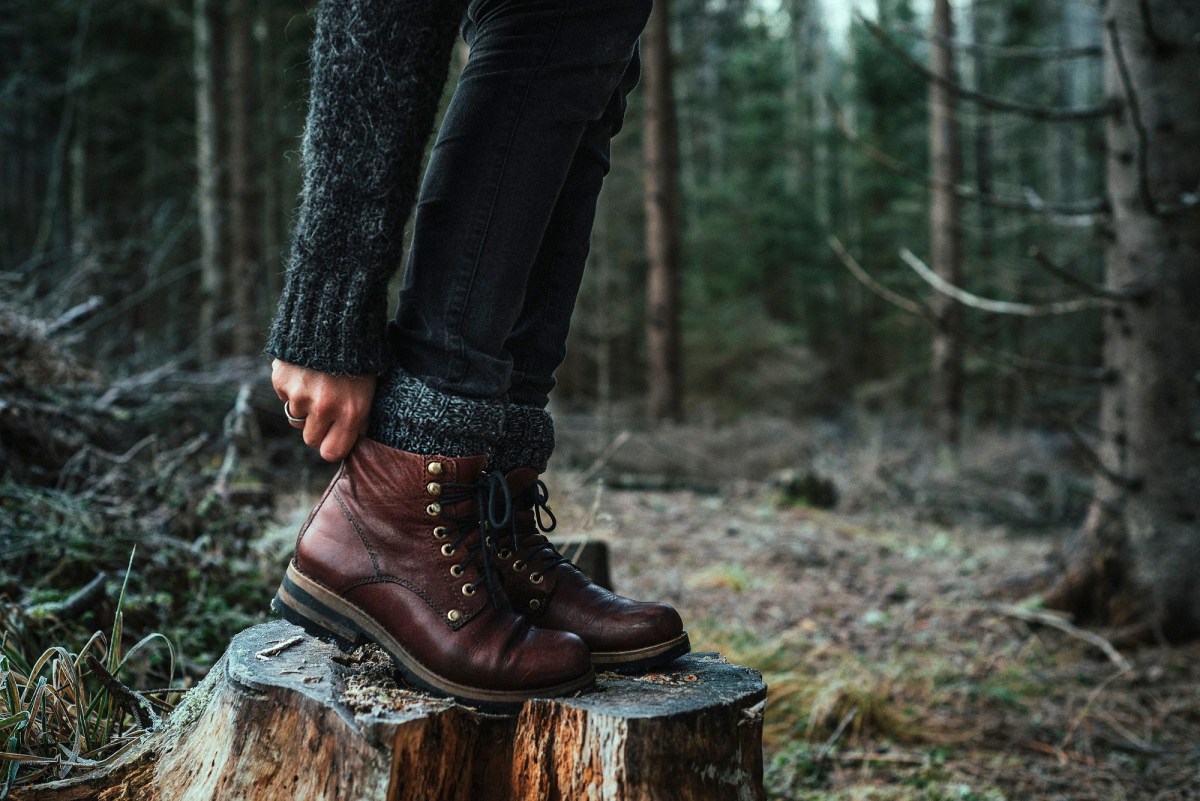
top-left (15, 620), bottom-right (767, 801)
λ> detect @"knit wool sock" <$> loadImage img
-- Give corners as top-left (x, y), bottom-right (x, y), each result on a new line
top-left (489, 404), bottom-right (555, 474)
top-left (368, 368), bottom-right (504, 457)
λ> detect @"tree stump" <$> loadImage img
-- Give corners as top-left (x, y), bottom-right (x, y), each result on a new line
top-left (15, 621), bottom-right (767, 801)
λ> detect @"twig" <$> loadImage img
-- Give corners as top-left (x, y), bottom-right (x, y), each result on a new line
top-left (1106, 18), bottom-right (1160, 217)
top-left (829, 750), bottom-right (929, 766)
top-left (1028, 248), bottom-right (1148, 303)
top-left (1136, 0), bottom-right (1177, 55)
top-left (894, 21), bottom-right (1102, 60)
top-left (44, 296), bottom-right (103, 336)
top-left (899, 249), bottom-right (1108, 316)
top-left (827, 236), bottom-right (927, 318)
top-left (969, 344), bottom-right (1111, 383)
top-left (815, 708), bottom-right (857, 770)
top-left (255, 636), bottom-right (305, 660)
top-left (859, 15), bottom-right (1111, 122)
top-left (988, 604), bottom-right (1133, 673)
top-left (85, 655), bottom-right (160, 731)
top-left (826, 95), bottom-right (1106, 219)
top-left (576, 430), bottom-right (633, 486)
top-left (52, 572), bottom-right (108, 621)
top-left (1058, 668), bottom-right (1127, 753)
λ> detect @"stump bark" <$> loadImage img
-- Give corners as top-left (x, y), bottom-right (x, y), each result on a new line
top-left (15, 621), bottom-right (766, 801)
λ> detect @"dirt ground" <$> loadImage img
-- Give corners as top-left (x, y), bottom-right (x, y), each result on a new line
top-left (531, 419), bottom-right (1200, 801)
top-left (559, 485), bottom-right (1200, 800)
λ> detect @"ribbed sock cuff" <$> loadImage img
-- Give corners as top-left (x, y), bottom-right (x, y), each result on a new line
top-left (489, 404), bottom-right (555, 473)
top-left (368, 368), bottom-right (504, 457)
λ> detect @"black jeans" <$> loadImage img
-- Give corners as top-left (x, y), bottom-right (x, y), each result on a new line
top-left (389, 0), bottom-right (650, 409)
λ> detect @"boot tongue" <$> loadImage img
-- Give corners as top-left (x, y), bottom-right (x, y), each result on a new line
top-left (503, 468), bottom-right (541, 502)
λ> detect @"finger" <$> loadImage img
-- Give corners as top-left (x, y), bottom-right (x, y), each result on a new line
top-left (284, 398), bottom-right (309, 429)
top-left (320, 419), bottom-right (360, 463)
top-left (302, 411), bottom-right (334, 450)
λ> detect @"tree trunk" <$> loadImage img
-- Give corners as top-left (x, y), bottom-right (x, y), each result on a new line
top-left (643, 0), bottom-right (685, 422)
top-left (194, 0), bottom-right (223, 367)
top-left (928, 0), bottom-right (965, 448)
top-left (226, 0), bottom-right (259, 358)
top-left (13, 621), bottom-right (766, 801)
top-left (1044, 0), bottom-right (1200, 639)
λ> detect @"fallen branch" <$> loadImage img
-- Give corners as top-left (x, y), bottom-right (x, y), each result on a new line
top-left (988, 604), bottom-right (1133, 673)
top-left (85, 655), bottom-right (160, 731)
top-left (899, 249), bottom-right (1108, 316)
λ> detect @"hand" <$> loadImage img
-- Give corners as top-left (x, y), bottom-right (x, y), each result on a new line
top-left (272, 359), bottom-right (376, 462)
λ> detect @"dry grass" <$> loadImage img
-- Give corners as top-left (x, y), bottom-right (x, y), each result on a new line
top-left (0, 555), bottom-right (176, 795)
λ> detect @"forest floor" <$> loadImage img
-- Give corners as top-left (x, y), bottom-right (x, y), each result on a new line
top-left (257, 416), bottom-right (1200, 801)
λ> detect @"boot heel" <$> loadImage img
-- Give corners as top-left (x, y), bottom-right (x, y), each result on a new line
top-left (272, 573), bottom-right (365, 653)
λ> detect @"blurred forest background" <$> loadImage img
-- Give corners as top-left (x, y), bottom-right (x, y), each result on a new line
top-left (2, 0), bottom-right (1198, 798)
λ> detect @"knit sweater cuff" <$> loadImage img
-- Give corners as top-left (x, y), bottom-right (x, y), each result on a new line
top-left (266, 267), bottom-right (389, 375)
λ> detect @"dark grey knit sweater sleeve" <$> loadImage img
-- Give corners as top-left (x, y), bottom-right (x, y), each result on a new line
top-left (266, 0), bottom-right (466, 376)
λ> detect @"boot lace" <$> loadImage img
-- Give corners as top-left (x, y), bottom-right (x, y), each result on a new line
top-left (438, 472), bottom-right (513, 606)
top-left (506, 480), bottom-right (570, 579)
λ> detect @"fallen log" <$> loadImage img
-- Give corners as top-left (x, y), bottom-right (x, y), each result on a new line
top-left (15, 620), bottom-right (767, 801)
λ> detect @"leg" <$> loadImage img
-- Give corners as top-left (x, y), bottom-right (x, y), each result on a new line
top-left (388, 0), bottom-right (653, 402)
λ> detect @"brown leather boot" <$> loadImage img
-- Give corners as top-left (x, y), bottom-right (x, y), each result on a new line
top-left (494, 470), bottom-right (690, 672)
top-left (272, 439), bottom-right (594, 709)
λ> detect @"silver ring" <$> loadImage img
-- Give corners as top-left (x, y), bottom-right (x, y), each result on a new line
top-left (284, 400), bottom-right (307, 427)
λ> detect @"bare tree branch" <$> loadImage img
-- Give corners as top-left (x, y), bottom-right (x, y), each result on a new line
top-left (898, 249), bottom-right (1110, 315)
top-left (1136, 0), bottom-right (1178, 54)
top-left (894, 21), bottom-right (1102, 60)
top-left (973, 344), bottom-right (1113, 383)
top-left (859, 15), bottom-right (1111, 122)
top-left (1028, 248), bottom-right (1150, 303)
top-left (827, 236), bottom-right (928, 318)
top-left (986, 604), bottom-right (1133, 673)
top-left (826, 95), bottom-right (1107, 220)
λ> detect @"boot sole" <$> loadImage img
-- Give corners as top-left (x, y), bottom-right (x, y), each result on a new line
top-left (591, 632), bottom-right (692, 674)
top-left (272, 561), bottom-right (594, 712)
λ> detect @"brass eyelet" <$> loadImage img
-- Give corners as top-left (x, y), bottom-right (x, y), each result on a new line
top-left (426, 502), bottom-right (441, 516)
top-left (484, 536), bottom-right (494, 547)
top-left (441, 543), bottom-right (456, 557)
top-left (433, 526), bottom-right (447, 539)
top-left (497, 549), bottom-right (512, 560)
top-left (447, 609), bottom-right (461, 622)
top-left (427, 482), bottom-right (442, 496)
top-left (529, 572), bottom-right (543, 584)
top-left (428, 462), bottom-right (444, 475)
top-left (529, 599), bottom-right (541, 611)
top-left (462, 584), bottom-right (476, 596)
top-left (450, 564), bottom-right (465, 577)
top-left (513, 560), bottom-right (527, 572)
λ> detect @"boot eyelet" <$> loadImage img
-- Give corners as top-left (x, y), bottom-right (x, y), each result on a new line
top-left (428, 462), bottom-right (443, 475)
top-left (513, 560), bottom-right (527, 572)
top-left (441, 544), bottom-right (456, 557)
top-left (447, 609), bottom-right (461, 622)
top-left (529, 599), bottom-right (541, 611)
top-left (529, 572), bottom-right (543, 584)
top-left (484, 536), bottom-right (494, 547)
top-left (426, 503), bottom-right (441, 516)
top-left (433, 526), bottom-right (447, 539)
top-left (450, 564), bottom-right (464, 577)
top-left (497, 549), bottom-right (512, 560)
top-left (427, 482), bottom-right (442, 496)
top-left (462, 584), bottom-right (476, 596)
